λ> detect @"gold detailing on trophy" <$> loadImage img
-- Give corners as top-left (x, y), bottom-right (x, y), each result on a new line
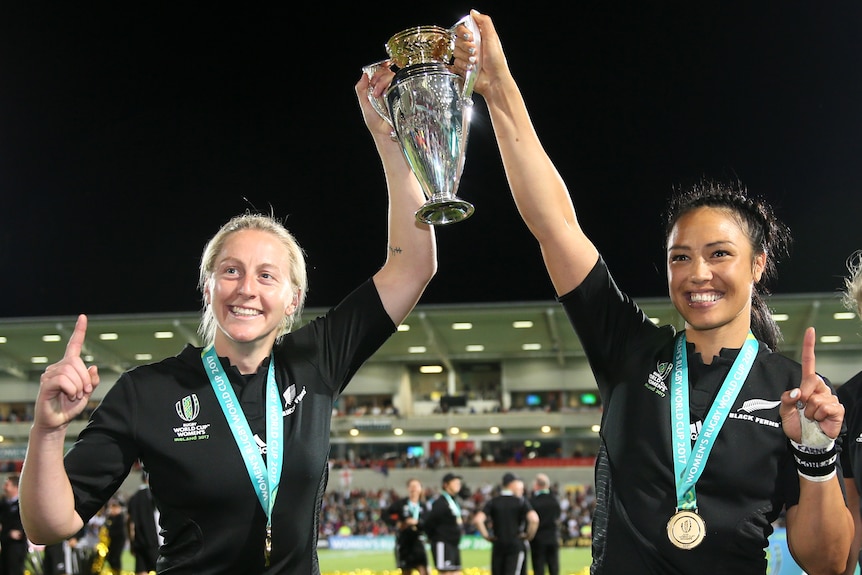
top-left (386, 26), bottom-right (454, 68)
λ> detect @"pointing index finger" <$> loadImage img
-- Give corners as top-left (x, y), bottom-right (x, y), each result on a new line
top-left (801, 326), bottom-right (816, 378)
top-left (64, 314), bottom-right (88, 360)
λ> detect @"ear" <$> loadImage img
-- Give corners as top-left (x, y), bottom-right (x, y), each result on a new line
top-left (285, 290), bottom-right (301, 316)
top-left (203, 284), bottom-right (212, 305)
top-left (752, 252), bottom-right (767, 282)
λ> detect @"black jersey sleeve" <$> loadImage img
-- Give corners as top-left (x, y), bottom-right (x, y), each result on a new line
top-left (558, 257), bottom-right (674, 397)
top-left (275, 278), bottom-right (395, 396)
top-left (65, 372), bottom-right (143, 522)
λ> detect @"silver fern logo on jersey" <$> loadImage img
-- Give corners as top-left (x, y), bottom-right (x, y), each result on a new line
top-left (282, 383), bottom-right (307, 416)
top-left (737, 399), bottom-right (781, 413)
top-left (176, 394), bottom-right (200, 422)
top-left (727, 397), bottom-right (781, 428)
top-left (172, 393), bottom-right (212, 442)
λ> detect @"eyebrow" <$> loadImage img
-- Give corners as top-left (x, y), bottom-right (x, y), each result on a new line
top-left (667, 240), bottom-right (736, 252)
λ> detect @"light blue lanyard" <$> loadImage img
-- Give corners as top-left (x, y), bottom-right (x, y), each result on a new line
top-left (407, 500), bottom-right (421, 520)
top-left (201, 345), bottom-right (283, 528)
top-left (442, 492), bottom-right (462, 524)
top-left (670, 331), bottom-right (757, 509)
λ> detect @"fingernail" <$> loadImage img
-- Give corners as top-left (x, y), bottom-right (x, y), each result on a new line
top-left (466, 63), bottom-right (474, 71)
top-left (790, 389), bottom-right (800, 399)
top-left (796, 400), bottom-right (805, 410)
top-left (468, 56), bottom-right (477, 64)
top-left (468, 47), bottom-right (476, 55)
top-left (463, 32), bottom-right (472, 40)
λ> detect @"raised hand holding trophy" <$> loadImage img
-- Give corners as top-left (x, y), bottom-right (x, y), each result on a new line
top-left (363, 14), bottom-right (480, 225)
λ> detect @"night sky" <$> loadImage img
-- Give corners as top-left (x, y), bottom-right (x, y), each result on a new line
top-left (2, 3), bottom-right (860, 318)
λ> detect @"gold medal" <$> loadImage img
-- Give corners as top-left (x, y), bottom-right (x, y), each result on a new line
top-left (265, 525), bottom-right (272, 566)
top-left (666, 509), bottom-right (706, 550)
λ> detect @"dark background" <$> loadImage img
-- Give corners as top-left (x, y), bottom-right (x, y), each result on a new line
top-left (2, 3), bottom-right (860, 318)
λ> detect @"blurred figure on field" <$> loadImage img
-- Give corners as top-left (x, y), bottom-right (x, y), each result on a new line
top-left (383, 477), bottom-right (429, 575)
top-left (473, 472), bottom-right (538, 575)
top-left (424, 473), bottom-right (465, 574)
top-left (104, 497), bottom-right (126, 574)
top-left (0, 474), bottom-right (28, 575)
top-left (127, 471), bottom-right (161, 575)
top-left (529, 473), bottom-right (561, 575)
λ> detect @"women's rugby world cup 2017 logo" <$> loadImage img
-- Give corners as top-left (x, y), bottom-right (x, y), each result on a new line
top-left (645, 361), bottom-right (673, 396)
top-left (176, 394), bottom-right (200, 422)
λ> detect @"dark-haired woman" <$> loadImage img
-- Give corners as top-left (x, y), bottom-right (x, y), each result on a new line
top-left (452, 10), bottom-right (852, 575)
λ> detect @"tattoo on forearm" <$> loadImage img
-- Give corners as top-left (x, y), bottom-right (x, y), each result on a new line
top-left (388, 245), bottom-right (403, 255)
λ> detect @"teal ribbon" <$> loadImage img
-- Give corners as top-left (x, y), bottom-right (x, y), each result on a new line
top-left (670, 331), bottom-right (757, 509)
top-left (201, 346), bottom-right (283, 543)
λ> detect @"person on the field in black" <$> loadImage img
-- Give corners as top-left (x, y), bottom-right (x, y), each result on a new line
top-left (529, 473), bottom-right (561, 575)
top-left (126, 470), bottom-right (161, 575)
top-left (383, 477), bottom-right (429, 575)
top-left (0, 475), bottom-right (28, 575)
top-left (424, 473), bottom-right (466, 575)
top-left (473, 472), bottom-right (538, 575)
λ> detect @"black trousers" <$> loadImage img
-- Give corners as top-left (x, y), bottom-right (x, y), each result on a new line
top-left (530, 541), bottom-right (560, 575)
top-left (0, 541), bottom-right (29, 575)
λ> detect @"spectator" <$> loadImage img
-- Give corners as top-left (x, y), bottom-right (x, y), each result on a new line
top-left (424, 473), bottom-right (466, 575)
top-left (0, 474), bottom-right (28, 575)
top-left (104, 497), bottom-right (126, 574)
top-left (473, 472), bottom-right (538, 575)
top-left (126, 471), bottom-right (161, 575)
top-left (383, 478), bottom-right (429, 575)
top-left (529, 473), bottom-right (562, 575)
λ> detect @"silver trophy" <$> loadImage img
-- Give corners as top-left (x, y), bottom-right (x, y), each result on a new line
top-left (363, 15), bottom-right (480, 225)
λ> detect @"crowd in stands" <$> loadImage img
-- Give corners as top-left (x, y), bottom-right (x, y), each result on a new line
top-left (329, 442), bottom-right (599, 473)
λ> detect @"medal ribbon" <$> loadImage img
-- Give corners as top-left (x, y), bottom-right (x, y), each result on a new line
top-left (202, 345), bottom-right (283, 561)
top-left (442, 492), bottom-right (462, 524)
top-left (670, 331), bottom-right (757, 510)
top-left (407, 500), bottom-right (420, 521)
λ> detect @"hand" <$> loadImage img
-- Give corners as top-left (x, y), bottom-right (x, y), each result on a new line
top-left (780, 326), bottom-right (843, 443)
top-left (355, 62), bottom-right (397, 142)
top-left (452, 10), bottom-right (508, 98)
top-left (34, 314), bottom-right (100, 431)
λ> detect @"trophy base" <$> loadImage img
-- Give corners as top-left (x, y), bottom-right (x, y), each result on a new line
top-left (415, 198), bottom-right (475, 226)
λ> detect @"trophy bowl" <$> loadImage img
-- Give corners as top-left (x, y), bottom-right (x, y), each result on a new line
top-left (385, 62), bottom-right (474, 225)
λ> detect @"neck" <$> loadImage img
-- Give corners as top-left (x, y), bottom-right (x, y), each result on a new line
top-left (213, 337), bottom-right (272, 375)
top-left (684, 322), bottom-right (751, 365)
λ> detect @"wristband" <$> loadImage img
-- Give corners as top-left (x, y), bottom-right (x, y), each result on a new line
top-left (790, 439), bottom-right (837, 482)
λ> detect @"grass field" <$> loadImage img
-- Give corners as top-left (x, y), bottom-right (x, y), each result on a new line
top-left (26, 545), bottom-right (593, 575)
top-left (317, 546), bottom-right (592, 575)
